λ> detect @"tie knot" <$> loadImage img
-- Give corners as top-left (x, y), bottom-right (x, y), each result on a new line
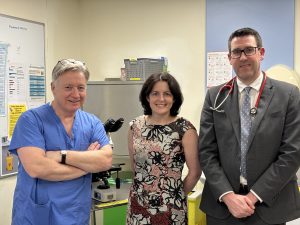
top-left (244, 87), bottom-right (251, 94)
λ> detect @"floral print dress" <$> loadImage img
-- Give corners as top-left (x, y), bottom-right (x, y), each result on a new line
top-left (126, 116), bottom-right (196, 225)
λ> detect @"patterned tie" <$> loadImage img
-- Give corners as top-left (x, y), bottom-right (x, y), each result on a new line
top-left (240, 87), bottom-right (252, 180)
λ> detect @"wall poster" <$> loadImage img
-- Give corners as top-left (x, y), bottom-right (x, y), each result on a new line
top-left (0, 14), bottom-right (45, 178)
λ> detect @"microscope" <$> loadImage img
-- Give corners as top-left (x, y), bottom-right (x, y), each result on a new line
top-left (92, 118), bottom-right (124, 202)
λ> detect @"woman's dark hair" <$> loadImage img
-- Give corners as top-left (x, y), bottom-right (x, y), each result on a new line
top-left (139, 72), bottom-right (183, 116)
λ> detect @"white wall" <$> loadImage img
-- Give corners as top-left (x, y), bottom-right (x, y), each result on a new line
top-left (44, 0), bottom-right (83, 101)
top-left (0, 0), bottom-right (299, 224)
top-left (80, 0), bottom-right (206, 127)
top-left (79, 0), bottom-right (206, 178)
top-left (0, 2), bottom-right (46, 224)
top-left (0, 1), bottom-right (81, 224)
top-left (0, 0), bottom-right (205, 224)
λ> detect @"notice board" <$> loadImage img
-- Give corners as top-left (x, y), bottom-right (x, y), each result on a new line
top-left (0, 14), bottom-right (46, 178)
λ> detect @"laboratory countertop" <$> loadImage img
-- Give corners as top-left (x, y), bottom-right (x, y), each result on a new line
top-left (91, 182), bottom-right (131, 211)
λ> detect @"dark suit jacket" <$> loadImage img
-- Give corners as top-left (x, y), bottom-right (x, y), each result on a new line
top-left (198, 77), bottom-right (300, 224)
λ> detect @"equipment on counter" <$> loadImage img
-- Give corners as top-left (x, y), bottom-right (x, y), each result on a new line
top-left (92, 118), bottom-right (125, 202)
top-left (92, 163), bottom-right (125, 202)
top-left (92, 163), bottom-right (125, 189)
top-left (104, 117), bottom-right (124, 133)
top-left (103, 117), bottom-right (124, 149)
top-left (93, 188), bottom-right (116, 202)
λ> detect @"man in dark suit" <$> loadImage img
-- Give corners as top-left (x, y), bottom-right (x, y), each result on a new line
top-left (198, 27), bottom-right (300, 225)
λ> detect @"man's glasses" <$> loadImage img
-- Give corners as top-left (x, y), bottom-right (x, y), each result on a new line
top-left (58, 59), bottom-right (85, 66)
top-left (230, 47), bottom-right (260, 59)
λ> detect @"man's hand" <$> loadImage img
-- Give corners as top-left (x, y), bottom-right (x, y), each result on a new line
top-left (87, 141), bottom-right (100, 151)
top-left (222, 192), bottom-right (255, 218)
top-left (246, 191), bottom-right (259, 205)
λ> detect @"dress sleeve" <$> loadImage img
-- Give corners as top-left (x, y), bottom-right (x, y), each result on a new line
top-left (182, 118), bottom-right (197, 133)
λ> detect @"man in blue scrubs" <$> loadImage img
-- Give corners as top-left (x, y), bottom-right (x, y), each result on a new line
top-left (9, 59), bottom-right (113, 225)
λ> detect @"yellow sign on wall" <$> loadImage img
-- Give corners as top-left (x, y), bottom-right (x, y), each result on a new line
top-left (8, 104), bottom-right (26, 139)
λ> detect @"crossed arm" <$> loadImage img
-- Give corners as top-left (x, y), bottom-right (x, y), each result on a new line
top-left (17, 142), bottom-right (112, 182)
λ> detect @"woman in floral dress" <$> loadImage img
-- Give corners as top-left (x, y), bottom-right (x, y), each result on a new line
top-left (126, 73), bottom-right (202, 225)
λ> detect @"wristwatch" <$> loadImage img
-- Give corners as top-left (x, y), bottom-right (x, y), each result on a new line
top-left (60, 150), bottom-right (67, 164)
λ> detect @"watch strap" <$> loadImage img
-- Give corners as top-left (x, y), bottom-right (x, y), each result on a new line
top-left (61, 151), bottom-right (67, 164)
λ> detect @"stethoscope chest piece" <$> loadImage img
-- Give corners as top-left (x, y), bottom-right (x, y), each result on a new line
top-left (250, 107), bottom-right (257, 117)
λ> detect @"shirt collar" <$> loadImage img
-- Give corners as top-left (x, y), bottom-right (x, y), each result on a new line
top-left (236, 72), bottom-right (264, 93)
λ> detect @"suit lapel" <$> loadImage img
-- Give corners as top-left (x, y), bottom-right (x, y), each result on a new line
top-left (224, 81), bottom-right (241, 146)
top-left (248, 78), bottom-right (274, 148)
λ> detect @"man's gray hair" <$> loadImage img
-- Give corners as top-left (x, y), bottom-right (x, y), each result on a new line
top-left (52, 59), bottom-right (90, 81)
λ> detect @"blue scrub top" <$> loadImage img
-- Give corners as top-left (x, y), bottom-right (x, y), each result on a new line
top-left (9, 103), bottom-right (109, 225)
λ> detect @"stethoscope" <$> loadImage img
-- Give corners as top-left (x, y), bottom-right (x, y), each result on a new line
top-left (210, 72), bottom-right (267, 117)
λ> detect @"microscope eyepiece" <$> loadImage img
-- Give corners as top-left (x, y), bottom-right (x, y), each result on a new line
top-left (110, 118), bottom-right (124, 132)
top-left (103, 118), bottom-right (124, 133)
top-left (103, 118), bottom-right (115, 133)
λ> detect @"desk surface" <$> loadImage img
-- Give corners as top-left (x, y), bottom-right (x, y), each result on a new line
top-left (92, 182), bottom-right (131, 210)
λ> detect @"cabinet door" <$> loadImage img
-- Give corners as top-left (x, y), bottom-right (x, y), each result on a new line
top-left (104, 205), bottom-right (127, 225)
